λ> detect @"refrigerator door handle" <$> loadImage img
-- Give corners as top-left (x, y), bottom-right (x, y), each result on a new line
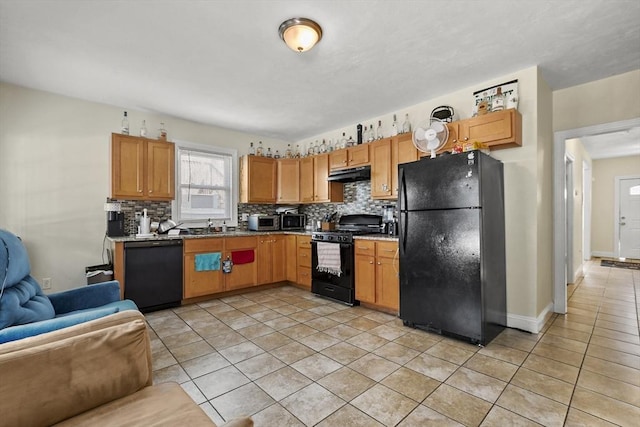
top-left (399, 168), bottom-right (408, 252)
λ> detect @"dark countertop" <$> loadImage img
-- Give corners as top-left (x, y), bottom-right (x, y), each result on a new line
top-left (107, 230), bottom-right (312, 243)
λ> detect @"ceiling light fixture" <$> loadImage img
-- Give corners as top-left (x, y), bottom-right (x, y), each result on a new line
top-left (278, 17), bottom-right (322, 53)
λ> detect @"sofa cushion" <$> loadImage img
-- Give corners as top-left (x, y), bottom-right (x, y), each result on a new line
top-left (53, 382), bottom-right (218, 427)
top-left (0, 275), bottom-right (55, 329)
top-left (0, 229), bottom-right (56, 328)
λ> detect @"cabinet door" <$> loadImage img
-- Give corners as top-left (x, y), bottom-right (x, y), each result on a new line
top-left (392, 134), bottom-right (418, 197)
top-left (329, 150), bottom-right (348, 170)
top-left (183, 238), bottom-right (225, 298)
top-left (314, 154), bottom-right (330, 202)
top-left (242, 156), bottom-right (277, 203)
top-left (376, 257), bottom-right (399, 311)
top-left (348, 145), bottom-right (370, 167)
top-left (355, 254), bottom-right (376, 303)
top-left (300, 157), bottom-right (315, 203)
top-left (285, 235), bottom-right (297, 282)
top-left (271, 235), bottom-right (286, 283)
top-left (112, 134), bottom-right (144, 199)
top-left (459, 109), bottom-right (521, 148)
top-left (371, 139), bottom-right (393, 199)
top-left (257, 237), bottom-right (272, 285)
top-left (225, 236), bottom-right (258, 290)
top-left (147, 140), bottom-right (175, 200)
top-left (297, 237), bottom-right (312, 289)
top-left (277, 159), bottom-right (300, 203)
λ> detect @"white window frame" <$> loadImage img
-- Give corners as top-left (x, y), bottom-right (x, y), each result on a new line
top-left (172, 140), bottom-right (238, 227)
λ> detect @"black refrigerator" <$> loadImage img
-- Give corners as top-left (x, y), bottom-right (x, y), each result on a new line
top-left (398, 150), bottom-right (506, 345)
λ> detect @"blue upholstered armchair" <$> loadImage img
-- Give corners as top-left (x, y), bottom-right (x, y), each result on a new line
top-left (0, 229), bottom-right (137, 343)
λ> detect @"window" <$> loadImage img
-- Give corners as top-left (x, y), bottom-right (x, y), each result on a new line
top-left (173, 142), bottom-right (238, 226)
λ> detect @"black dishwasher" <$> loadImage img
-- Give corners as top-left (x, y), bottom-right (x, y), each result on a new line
top-left (124, 239), bottom-right (183, 312)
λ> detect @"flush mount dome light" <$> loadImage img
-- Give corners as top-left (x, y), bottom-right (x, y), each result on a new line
top-left (278, 17), bottom-right (322, 52)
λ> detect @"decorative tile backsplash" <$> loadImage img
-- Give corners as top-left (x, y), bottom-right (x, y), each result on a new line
top-left (238, 181), bottom-right (395, 228)
top-left (109, 199), bottom-right (172, 235)
top-left (300, 181), bottom-right (395, 223)
top-left (113, 181), bottom-right (394, 233)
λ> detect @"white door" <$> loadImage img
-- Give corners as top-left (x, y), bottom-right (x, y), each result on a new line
top-left (619, 177), bottom-right (640, 259)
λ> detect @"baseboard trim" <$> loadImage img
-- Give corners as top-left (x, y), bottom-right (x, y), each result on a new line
top-left (592, 251), bottom-right (615, 258)
top-left (506, 302), bottom-right (554, 334)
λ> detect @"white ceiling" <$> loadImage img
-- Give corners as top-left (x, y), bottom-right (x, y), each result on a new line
top-left (0, 0), bottom-right (639, 143)
top-left (579, 126), bottom-right (640, 159)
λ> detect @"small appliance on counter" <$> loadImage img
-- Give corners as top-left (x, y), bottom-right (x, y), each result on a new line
top-left (136, 209), bottom-right (153, 238)
top-left (382, 204), bottom-right (398, 235)
top-left (105, 201), bottom-right (126, 237)
top-left (248, 214), bottom-right (280, 231)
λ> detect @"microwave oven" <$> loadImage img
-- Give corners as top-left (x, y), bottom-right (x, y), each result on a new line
top-left (248, 214), bottom-right (279, 231)
top-left (280, 213), bottom-right (306, 231)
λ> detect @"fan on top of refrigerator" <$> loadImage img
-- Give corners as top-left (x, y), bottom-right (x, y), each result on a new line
top-left (412, 119), bottom-right (449, 158)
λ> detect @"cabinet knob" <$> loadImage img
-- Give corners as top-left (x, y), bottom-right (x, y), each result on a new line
top-left (369, 261), bottom-right (374, 264)
top-left (463, 137), bottom-right (469, 141)
top-left (377, 262), bottom-right (381, 265)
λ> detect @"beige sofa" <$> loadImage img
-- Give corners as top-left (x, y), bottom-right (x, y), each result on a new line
top-left (0, 310), bottom-right (252, 427)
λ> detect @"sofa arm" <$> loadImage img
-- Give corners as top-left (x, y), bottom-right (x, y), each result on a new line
top-left (0, 305), bottom-right (120, 344)
top-left (0, 311), bottom-right (152, 427)
top-left (48, 280), bottom-right (121, 314)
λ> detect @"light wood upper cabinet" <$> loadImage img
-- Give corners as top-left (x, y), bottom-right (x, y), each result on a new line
top-left (392, 134), bottom-right (419, 197)
top-left (146, 140), bottom-right (175, 199)
top-left (111, 133), bottom-right (175, 201)
top-left (329, 145), bottom-right (370, 170)
top-left (277, 158), bottom-right (300, 203)
top-left (240, 156), bottom-right (277, 204)
top-left (299, 157), bottom-right (315, 203)
top-left (460, 108), bottom-right (522, 149)
top-left (370, 139), bottom-right (393, 199)
top-left (314, 154), bottom-right (344, 203)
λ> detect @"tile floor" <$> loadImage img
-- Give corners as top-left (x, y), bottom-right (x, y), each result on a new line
top-left (147, 259), bottom-right (640, 426)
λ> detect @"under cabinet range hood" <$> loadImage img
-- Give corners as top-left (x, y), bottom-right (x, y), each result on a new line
top-left (327, 165), bottom-right (371, 182)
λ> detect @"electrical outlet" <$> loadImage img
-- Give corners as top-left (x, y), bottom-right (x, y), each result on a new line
top-left (241, 213), bottom-right (249, 221)
top-left (42, 277), bottom-right (52, 290)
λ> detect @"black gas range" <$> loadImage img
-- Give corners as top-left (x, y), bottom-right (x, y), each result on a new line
top-left (311, 214), bottom-right (382, 305)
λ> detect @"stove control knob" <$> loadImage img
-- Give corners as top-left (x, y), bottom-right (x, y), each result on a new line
top-left (340, 236), bottom-right (348, 242)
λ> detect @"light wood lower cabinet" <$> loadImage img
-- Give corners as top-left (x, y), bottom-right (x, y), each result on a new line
top-left (257, 235), bottom-right (286, 285)
top-left (296, 235), bottom-right (312, 289)
top-left (184, 238), bottom-right (225, 298)
top-left (183, 236), bottom-right (258, 298)
top-left (355, 239), bottom-right (399, 312)
top-left (285, 235), bottom-right (298, 282)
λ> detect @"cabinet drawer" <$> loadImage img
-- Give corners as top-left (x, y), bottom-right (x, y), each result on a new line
top-left (354, 240), bottom-right (375, 256)
top-left (184, 238), bottom-right (224, 253)
top-left (297, 266), bottom-right (312, 286)
top-left (376, 241), bottom-right (398, 258)
top-left (297, 235), bottom-right (311, 249)
top-left (297, 248), bottom-right (311, 268)
top-left (225, 236), bottom-right (258, 250)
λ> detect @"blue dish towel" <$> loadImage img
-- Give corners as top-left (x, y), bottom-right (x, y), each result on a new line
top-left (195, 252), bottom-right (221, 272)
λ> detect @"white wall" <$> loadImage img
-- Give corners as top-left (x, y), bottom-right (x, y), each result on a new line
top-left (300, 66), bottom-right (552, 327)
top-left (0, 83), bottom-right (290, 292)
top-left (591, 155), bottom-right (640, 256)
top-left (553, 69), bottom-right (640, 132)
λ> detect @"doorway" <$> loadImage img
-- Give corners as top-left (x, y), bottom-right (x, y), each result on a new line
top-left (616, 176), bottom-right (640, 259)
top-left (565, 154), bottom-right (574, 285)
top-left (553, 117), bottom-right (640, 314)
